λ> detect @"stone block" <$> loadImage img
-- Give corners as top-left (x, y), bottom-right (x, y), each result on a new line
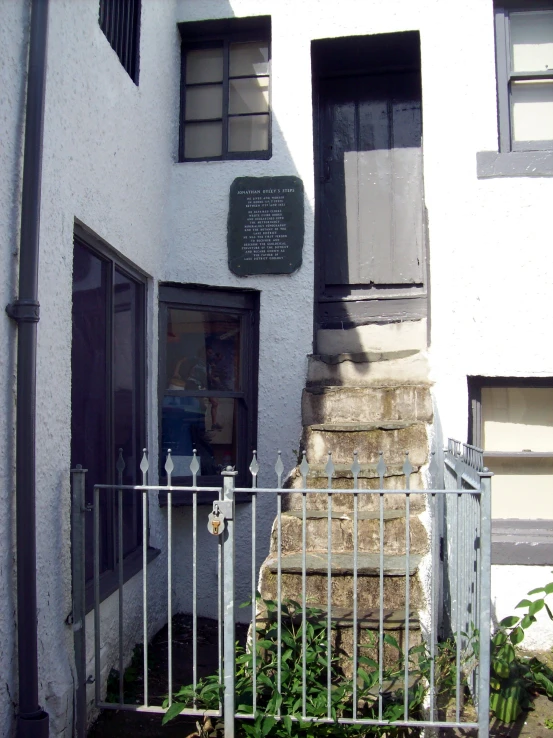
top-left (271, 511), bottom-right (428, 556)
top-left (302, 384), bottom-right (433, 426)
top-left (303, 421), bottom-right (429, 466)
top-left (259, 563), bottom-right (424, 611)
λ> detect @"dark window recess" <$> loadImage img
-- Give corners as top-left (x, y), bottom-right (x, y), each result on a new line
top-left (158, 285), bottom-right (259, 504)
top-left (178, 16), bottom-right (271, 161)
top-left (99, 0), bottom-right (141, 84)
top-left (71, 233), bottom-right (147, 604)
top-left (311, 32), bottom-right (427, 329)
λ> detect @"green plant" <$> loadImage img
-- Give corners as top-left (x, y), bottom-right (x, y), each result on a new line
top-left (544, 716), bottom-right (553, 729)
top-left (106, 643), bottom-right (146, 704)
top-left (489, 575), bottom-right (553, 723)
top-left (163, 598), bottom-right (428, 737)
top-left (431, 623), bottom-right (480, 707)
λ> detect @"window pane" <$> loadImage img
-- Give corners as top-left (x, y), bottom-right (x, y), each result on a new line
top-left (184, 121), bottom-right (223, 158)
top-left (186, 47), bottom-right (224, 84)
top-left (72, 243), bottom-right (109, 581)
top-left (161, 396), bottom-right (238, 478)
top-left (229, 77), bottom-right (269, 114)
top-left (229, 41), bottom-right (269, 77)
top-left (228, 114), bottom-right (269, 152)
top-left (488, 457), bottom-right (553, 519)
top-left (185, 84), bottom-right (223, 121)
top-left (511, 80), bottom-right (553, 142)
top-left (511, 11), bottom-right (553, 73)
top-left (482, 386), bottom-right (553, 451)
top-left (114, 269), bottom-right (142, 557)
top-left (163, 307), bottom-right (242, 478)
top-left (165, 308), bottom-right (241, 392)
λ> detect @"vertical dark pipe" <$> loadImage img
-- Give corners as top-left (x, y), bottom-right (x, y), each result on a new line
top-left (6, 0), bottom-right (50, 736)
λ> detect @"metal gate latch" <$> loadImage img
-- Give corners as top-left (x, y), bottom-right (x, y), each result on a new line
top-left (207, 503), bottom-right (226, 536)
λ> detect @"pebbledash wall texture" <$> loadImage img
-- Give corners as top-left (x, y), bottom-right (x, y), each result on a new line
top-left (1, 0), bottom-right (553, 735)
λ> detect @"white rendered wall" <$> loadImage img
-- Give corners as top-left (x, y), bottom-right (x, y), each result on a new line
top-left (36, 1), bottom-right (183, 731)
top-left (2, 0), bottom-right (552, 735)
top-left (422, 0), bottom-right (553, 633)
top-left (0, 0), bottom-right (181, 735)
top-left (425, 0), bottom-right (553, 440)
top-left (492, 566), bottom-right (553, 651)
top-left (171, 0), bottom-right (553, 631)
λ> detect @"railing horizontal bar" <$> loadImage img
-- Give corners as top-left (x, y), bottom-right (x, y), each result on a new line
top-left (93, 485), bottom-right (481, 496)
top-left (234, 487), bottom-right (481, 496)
top-left (93, 484), bottom-right (222, 492)
top-left (444, 458), bottom-right (484, 487)
top-left (234, 714), bottom-right (478, 728)
top-left (460, 472), bottom-right (480, 488)
top-left (97, 703), bottom-right (221, 716)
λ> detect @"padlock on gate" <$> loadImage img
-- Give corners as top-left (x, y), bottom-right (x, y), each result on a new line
top-left (207, 504), bottom-right (226, 536)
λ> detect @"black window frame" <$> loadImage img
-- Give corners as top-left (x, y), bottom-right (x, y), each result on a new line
top-left (477, 0), bottom-right (553, 178)
top-left (72, 224), bottom-right (156, 611)
top-left (468, 375), bottom-right (553, 565)
top-left (158, 284), bottom-right (259, 505)
top-left (178, 16), bottom-right (272, 163)
top-left (99, 0), bottom-right (141, 85)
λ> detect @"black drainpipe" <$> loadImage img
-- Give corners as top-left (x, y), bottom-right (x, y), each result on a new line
top-left (6, 0), bottom-right (50, 736)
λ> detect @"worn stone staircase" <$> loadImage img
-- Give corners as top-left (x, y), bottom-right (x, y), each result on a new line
top-left (258, 336), bottom-right (434, 681)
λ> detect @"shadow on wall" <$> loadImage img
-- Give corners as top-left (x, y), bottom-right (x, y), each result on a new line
top-left (168, 4), bottom-right (315, 625)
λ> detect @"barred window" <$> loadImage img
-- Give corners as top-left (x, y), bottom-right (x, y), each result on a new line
top-left (99, 0), bottom-right (141, 84)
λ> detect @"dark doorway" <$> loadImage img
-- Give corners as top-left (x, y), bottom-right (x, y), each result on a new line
top-left (312, 32), bottom-right (427, 332)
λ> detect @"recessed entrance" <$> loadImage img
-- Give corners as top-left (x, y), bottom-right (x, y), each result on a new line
top-left (312, 32), bottom-right (427, 338)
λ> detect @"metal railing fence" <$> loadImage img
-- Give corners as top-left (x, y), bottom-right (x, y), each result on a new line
top-left (71, 440), bottom-right (492, 737)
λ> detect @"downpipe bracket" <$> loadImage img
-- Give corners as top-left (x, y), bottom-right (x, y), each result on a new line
top-left (6, 300), bottom-right (40, 323)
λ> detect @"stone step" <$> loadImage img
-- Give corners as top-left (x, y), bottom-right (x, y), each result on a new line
top-left (284, 489), bottom-right (426, 515)
top-left (307, 351), bottom-right (431, 388)
top-left (256, 606), bottom-right (418, 631)
top-left (266, 552), bottom-right (423, 576)
top-left (271, 511), bottom-right (428, 556)
top-left (317, 320), bottom-right (427, 356)
top-left (285, 462), bottom-right (425, 506)
top-left (303, 421), bottom-right (428, 466)
top-left (254, 607), bottom-right (421, 678)
top-left (302, 384), bottom-right (433, 426)
top-left (256, 605), bottom-right (422, 679)
top-left (259, 557), bottom-right (424, 611)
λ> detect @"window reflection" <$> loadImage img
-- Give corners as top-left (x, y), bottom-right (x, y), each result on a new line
top-left (162, 309), bottom-right (241, 478)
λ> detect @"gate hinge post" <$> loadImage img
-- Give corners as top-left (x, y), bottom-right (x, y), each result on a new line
top-left (221, 466), bottom-right (237, 738)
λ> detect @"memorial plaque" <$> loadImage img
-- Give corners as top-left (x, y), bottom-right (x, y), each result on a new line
top-left (228, 176), bottom-right (304, 276)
